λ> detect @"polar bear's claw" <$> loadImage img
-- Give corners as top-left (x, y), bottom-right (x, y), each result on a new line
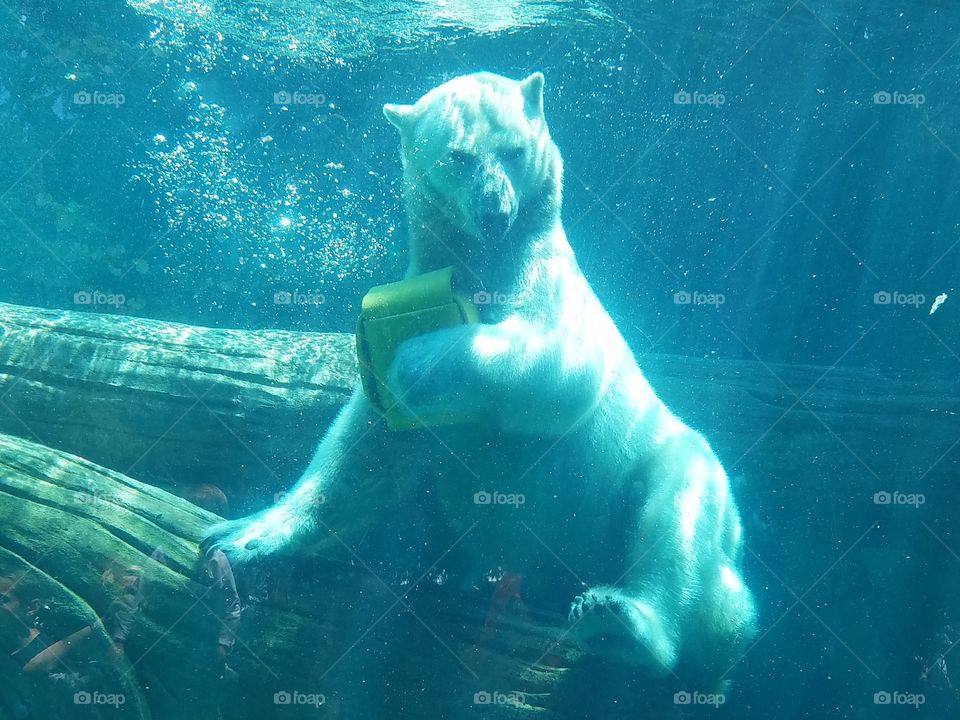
top-left (200, 517), bottom-right (276, 569)
top-left (569, 586), bottom-right (676, 675)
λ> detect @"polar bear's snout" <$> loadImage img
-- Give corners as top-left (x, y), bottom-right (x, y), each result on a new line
top-left (473, 156), bottom-right (517, 239)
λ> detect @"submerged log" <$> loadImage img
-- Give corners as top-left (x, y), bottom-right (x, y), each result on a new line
top-left (0, 302), bottom-right (356, 513)
top-left (0, 301), bottom-right (954, 516)
top-left (2, 301), bottom-right (959, 719)
top-left (0, 432), bottom-right (216, 719)
top-left (0, 432), bottom-right (586, 720)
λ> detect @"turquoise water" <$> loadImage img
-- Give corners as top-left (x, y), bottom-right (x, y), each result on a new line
top-left (1, 1), bottom-right (959, 718)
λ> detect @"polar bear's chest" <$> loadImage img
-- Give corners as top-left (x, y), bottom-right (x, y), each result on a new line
top-left (428, 431), bottom-right (621, 581)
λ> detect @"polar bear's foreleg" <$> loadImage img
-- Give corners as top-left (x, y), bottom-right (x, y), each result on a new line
top-left (201, 392), bottom-right (410, 566)
top-left (387, 319), bottom-right (607, 434)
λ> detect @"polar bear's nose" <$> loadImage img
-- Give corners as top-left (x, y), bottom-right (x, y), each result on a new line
top-left (474, 160), bottom-right (517, 238)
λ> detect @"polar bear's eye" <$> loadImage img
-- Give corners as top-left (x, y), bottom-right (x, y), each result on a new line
top-left (501, 146), bottom-right (526, 161)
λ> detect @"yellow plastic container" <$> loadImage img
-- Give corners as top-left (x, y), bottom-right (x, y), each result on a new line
top-left (356, 266), bottom-right (480, 431)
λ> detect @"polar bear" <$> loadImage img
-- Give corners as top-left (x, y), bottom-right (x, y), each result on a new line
top-left (203, 71), bottom-right (756, 680)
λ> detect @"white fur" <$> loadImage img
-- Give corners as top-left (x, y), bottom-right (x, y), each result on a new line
top-left (205, 72), bottom-right (756, 680)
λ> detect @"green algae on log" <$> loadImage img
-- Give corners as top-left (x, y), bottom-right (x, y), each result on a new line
top-left (0, 302), bottom-right (357, 511)
top-left (0, 432), bottom-right (577, 719)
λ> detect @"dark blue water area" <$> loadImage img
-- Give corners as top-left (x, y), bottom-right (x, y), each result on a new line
top-left (1, 1), bottom-right (957, 376)
top-left (2, 2), bottom-right (960, 719)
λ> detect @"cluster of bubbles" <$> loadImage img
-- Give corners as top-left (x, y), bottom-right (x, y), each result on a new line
top-left (132, 0), bottom-right (366, 69)
top-left (124, 0), bottom-right (613, 314)
top-left (128, 0), bottom-right (614, 67)
top-left (131, 94), bottom-right (398, 293)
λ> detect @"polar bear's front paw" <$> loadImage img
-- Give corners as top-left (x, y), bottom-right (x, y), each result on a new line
top-left (387, 335), bottom-right (440, 411)
top-left (568, 586), bottom-right (677, 676)
top-left (387, 327), bottom-right (476, 415)
top-left (200, 516), bottom-right (285, 569)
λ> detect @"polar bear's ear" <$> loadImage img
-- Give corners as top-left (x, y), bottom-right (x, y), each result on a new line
top-left (519, 72), bottom-right (545, 117)
top-left (383, 103), bottom-right (417, 133)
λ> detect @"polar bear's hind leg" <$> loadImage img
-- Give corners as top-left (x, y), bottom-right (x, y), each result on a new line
top-left (568, 586), bottom-right (678, 676)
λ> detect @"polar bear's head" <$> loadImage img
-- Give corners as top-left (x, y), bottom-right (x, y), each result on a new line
top-left (384, 72), bottom-right (562, 279)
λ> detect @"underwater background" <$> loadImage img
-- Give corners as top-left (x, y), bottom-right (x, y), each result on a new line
top-left (1, 1), bottom-right (960, 718)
